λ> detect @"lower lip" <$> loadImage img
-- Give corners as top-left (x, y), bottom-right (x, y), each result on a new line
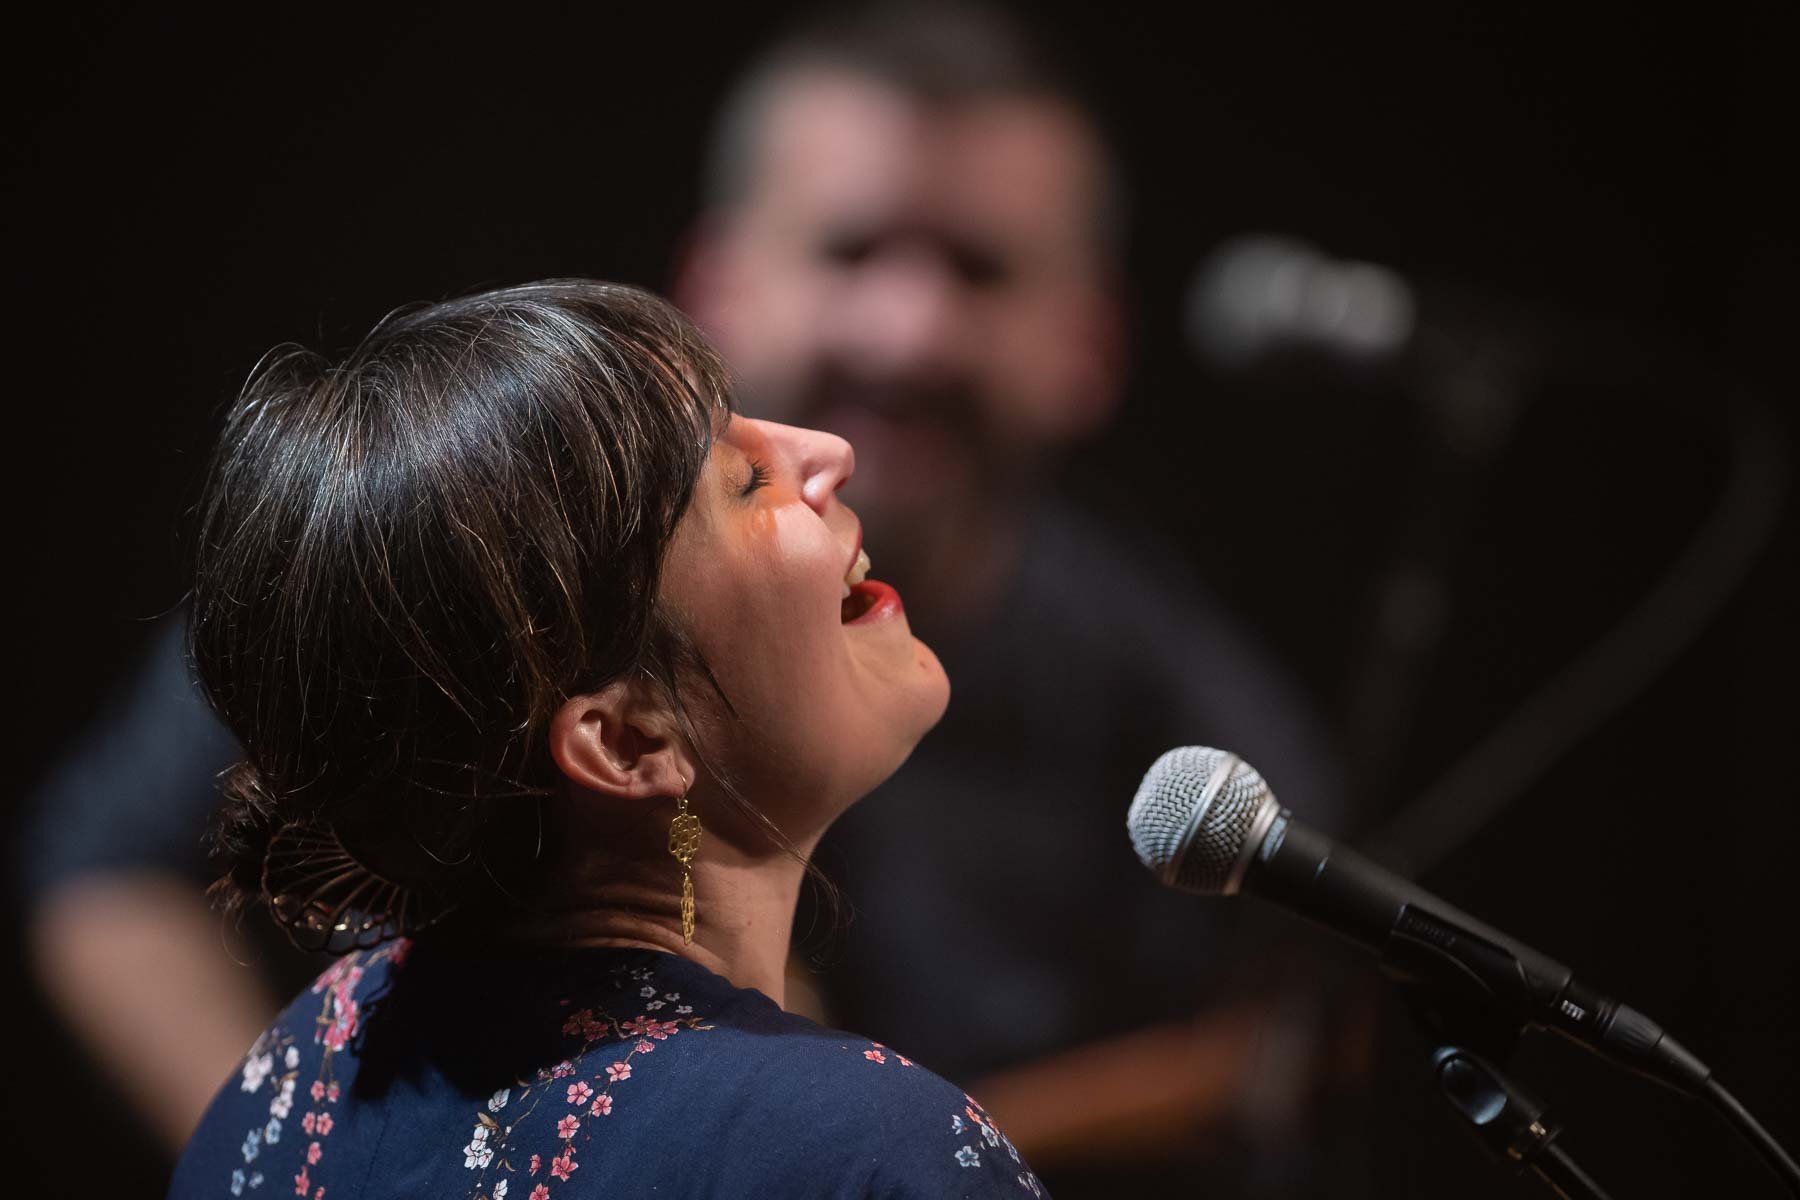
top-left (845, 579), bottom-right (904, 624)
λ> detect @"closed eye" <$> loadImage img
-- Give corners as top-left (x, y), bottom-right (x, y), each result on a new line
top-left (739, 458), bottom-right (773, 498)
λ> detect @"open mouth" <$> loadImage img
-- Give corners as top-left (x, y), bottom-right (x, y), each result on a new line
top-left (841, 579), bottom-right (899, 623)
top-left (838, 543), bottom-right (901, 623)
top-left (842, 582), bottom-right (879, 622)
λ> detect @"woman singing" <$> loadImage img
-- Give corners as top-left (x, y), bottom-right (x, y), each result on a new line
top-left (171, 282), bottom-right (1045, 1198)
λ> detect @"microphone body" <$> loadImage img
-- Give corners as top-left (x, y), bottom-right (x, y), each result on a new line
top-left (1129, 747), bottom-right (1709, 1094)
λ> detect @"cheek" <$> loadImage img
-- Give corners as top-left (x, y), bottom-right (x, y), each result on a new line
top-left (686, 516), bottom-right (843, 717)
top-left (723, 246), bottom-right (836, 391)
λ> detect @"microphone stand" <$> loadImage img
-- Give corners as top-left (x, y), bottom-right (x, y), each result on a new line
top-left (1385, 935), bottom-right (1614, 1199)
top-left (1430, 1045), bottom-right (1612, 1200)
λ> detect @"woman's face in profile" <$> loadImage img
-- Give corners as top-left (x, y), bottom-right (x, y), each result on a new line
top-left (660, 415), bottom-right (950, 837)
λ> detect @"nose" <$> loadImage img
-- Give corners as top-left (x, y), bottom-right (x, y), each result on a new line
top-left (764, 420), bottom-right (855, 512)
top-left (835, 247), bottom-right (968, 382)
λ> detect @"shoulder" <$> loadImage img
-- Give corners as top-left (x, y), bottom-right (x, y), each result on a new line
top-left (173, 941), bottom-right (407, 1199)
top-left (1016, 499), bottom-right (1249, 660)
top-left (711, 1018), bottom-right (1048, 1199)
top-left (1018, 497), bottom-right (1344, 819)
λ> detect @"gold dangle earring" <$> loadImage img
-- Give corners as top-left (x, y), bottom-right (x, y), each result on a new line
top-left (668, 794), bottom-right (703, 944)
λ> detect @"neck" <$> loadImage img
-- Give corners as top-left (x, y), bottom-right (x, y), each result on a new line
top-left (501, 820), bottom-right (812, 1010)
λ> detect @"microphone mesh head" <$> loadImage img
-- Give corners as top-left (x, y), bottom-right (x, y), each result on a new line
top-left (1126, 746), bottom-right (1274, 895)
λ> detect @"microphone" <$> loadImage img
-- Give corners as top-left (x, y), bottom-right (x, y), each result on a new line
top-left (1186, 234), bottom-right (1418, 369)
top-left (1126, 746), bottom-right (1710, 1094)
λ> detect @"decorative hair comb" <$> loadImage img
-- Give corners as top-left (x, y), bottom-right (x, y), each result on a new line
top-left (262, 821), bottom-right (448, 954)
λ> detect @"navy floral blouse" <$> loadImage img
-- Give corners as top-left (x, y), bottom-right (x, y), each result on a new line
top-left (171, 939), bottom-right (1047, 1199)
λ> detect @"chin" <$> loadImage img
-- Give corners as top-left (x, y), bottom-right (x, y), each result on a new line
top-left (900, 640), bottom-right (952, 737)
top-left (892, 657), bottom-right (953, 768)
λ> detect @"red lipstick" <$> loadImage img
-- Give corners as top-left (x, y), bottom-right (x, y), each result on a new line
top-left (843, 579), bottom-right (903, 624)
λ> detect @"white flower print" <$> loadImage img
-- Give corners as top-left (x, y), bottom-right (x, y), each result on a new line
top-left (955, 1145), bottom-right (980, 1168)
top-left (240, 1051), bottom-right (273, 1093)
top-left (950, 1114), bottom-right (965, 1135)
top-left (675, 1005), bottom-right (693, 1015)
top-left (493, 1181), bottom-right (508, 1199)
top-left (645, 1000), bottom-right (665, 1011)
top-left (639, 985), bottom-right (657, 998)
top-left (487, 1088), bottom-right (510, 1112)
top-left (462, 1125), bottom-right (494, 1170)
top-left (231, 1169), bottom-right (246, 1196)
top-left (664, 992), bottom-right (679, 1001)
top-left (269, 1078), bottom-right (295, 1119)
top-left (981, 1122), bottom-right (1001, 1149)
top-left (263, 1117), bottom-right (282, 1145)
top-left (284, 1046), bottom-right (299, 1070)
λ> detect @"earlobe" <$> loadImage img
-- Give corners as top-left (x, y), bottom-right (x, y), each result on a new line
top-left (548, 684), bottom-right (691, 802)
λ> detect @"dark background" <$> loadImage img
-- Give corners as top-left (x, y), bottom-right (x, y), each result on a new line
top-left (5, 3), bottom-right (1793, 1195)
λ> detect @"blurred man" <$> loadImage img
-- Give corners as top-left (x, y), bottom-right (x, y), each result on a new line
top-left (677, 5), bottom-right (1345, 1193)
top-left (25, 4), bottom-right (1345, 1190)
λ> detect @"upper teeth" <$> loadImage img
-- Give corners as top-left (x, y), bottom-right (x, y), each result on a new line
top-left (841, 548), bottom-right (871, 598)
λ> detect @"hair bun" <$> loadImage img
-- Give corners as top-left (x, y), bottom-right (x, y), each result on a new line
top-left (207, 760), bottom-right (283, 914)
top-left (260, 820), bottom-right (444, 954)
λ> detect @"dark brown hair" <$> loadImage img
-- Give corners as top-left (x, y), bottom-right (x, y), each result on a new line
top-left (190, 281), bottom-right (733, 937)
top-left (702, 0), bottom-right (1126, 251)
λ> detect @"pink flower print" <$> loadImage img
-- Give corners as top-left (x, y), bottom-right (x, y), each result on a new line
top-left (321, 997), bottom-right (360, 1051)
top-left (605, 1062), bottom-right (631, 1083)
top-left (634, 1039), bottom-right (655, 1054)
top-left (293, 1167), bottom-right (310, 1196)
top-left (556, 1115), bottom-right (580, 1140)
top-left (864, 1049), bottom-right (887, 1064)
top-left (550, 1151), bottom-right (578, 1182)
top-left (590, 1095), bottom-right (613, 1117)
top-left (311, 958), bottom-right (351, 995)
top-left (301, 1113), bottom-right (316, 1136)
top-left (386, 938), bottom-right (410, 965)
top-left (529, 1187), bottom-right (549, 1200)
top-left (314, 1190), bottom-right (326, 1200)
top-left (567, 1081), bottom-right (593, 1106)
top-left (528, 1154), bottom-right (541, 1176)
top-left (581, 1016), bottom-right (608, 1041)
top-left (561, 1009), bottom-right (591, 1037)
top-left (309, 1081), bottom-right (325, 1104)
top-left (552, 1060), bottom-right (576, 1079)
top-left (315, 1113), bottom-right (334, 1137)
top-left (306, 1142), bottom-right (322, 1165)
top-left (326, 1082), bottom-right (339, 1103)
top-left (897, 1055), bottom-right (915, 1068)
top-left (620, 1016), bottom-right (679, 1040)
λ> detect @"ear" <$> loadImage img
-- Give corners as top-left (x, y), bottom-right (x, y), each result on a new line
top-left (669, 213), bottom-right (735, 331)
top-left (548, 682), bottom-right (693, 802)
top-left (1060, 283), bottom-right (1128, 440)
